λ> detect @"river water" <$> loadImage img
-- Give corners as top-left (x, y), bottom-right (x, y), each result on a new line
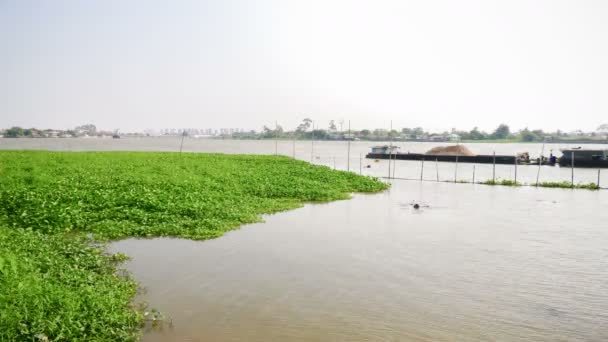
top-left (1, 137), bottom-right (606, 185)
top-left (3, 138), bottom-right (608, 341)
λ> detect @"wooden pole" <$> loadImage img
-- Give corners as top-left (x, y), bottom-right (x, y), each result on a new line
top-left (292, 133), bottom-right (296, 159)
top-left (347, 120), bottom-right (351, 171)
top-left (359, 153), bottom-right (362, 175)
top-left (571, 151), bottom-right (575, 188)
top-left (388, 120), bottom-right (392, 179)
top-left (435, 158), bottom-right (439, 181)
top-left (536, 142), bottom-right (545, 186)
top-left (472, 165), bottom-right (476, 184)
top-left (420, 159), bottom-right (424, 181)
top-left (454, 155), bottom-right (459, 183)
top-left (179, 131), bottom-right (186, 153)
top-left (392, 151), bottom-right (397, 179)
top-left (333, 157), bottom-right (336, 170)
top-left (492, 151), bottom-right (496, 182)
top-left (274, 121), bottom-right (278, 155)
top-left (514, 155), bottom-right (518, 183)
top-left (387, 153), bottom-right (391, 179)
top-left (598, 169), bottom-right (601, 188)
top-left (311, 121), bottom-right (314, 163)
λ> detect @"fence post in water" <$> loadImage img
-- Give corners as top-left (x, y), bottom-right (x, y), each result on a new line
top-left (311, 121), bottom-right (315, 163)
top-left (420, 159), bottom-right (424, 181)
top-left (492, 151), bottom-right (496, 182)
top-left (392, 152), bottom-right (397, 179)
top-left (454, 155), bottom-right (459, 183)
top-left (333, 157), bottom-right (336, 170)
top-left (514, 155), bottom-right (518, 183)
top-left (598, 169), bottom-right (601, 188)
top-left (179, 131), bottom-right (186, 153)
top-left (571, 151), bottom-right (575, 188)
top-left (292, 135), bottom-right (296, 159)
top-left (388, 152), bottom-right (392, 179)
top-left (274, 121), bottom-right (279, 155)
top-left (388, 120), bottom-right (393, 179)
top-left (472, 165), bottom-right (476, 184)
top-left (435, 158), bottom-right (439, 181)
top-left (536, 142), bottom-right (546, 186)
top-left (347, 120), bottom-right (351, 172)
top-left (359, 153), bottom-right (362, 175)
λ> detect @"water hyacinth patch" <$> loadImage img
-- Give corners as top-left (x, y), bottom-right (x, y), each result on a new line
top-left (0, 150), bottom-right (388, 341)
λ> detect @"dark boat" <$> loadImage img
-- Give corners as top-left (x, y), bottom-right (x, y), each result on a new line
top-left (366, 145), bottom-right (520, 164)
top-left (558, 148), bottom-right (608, 168)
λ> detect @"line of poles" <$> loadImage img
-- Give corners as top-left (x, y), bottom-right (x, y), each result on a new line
top-left (250, 121), bottom-right (602, 189)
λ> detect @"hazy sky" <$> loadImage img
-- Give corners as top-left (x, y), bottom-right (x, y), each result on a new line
top-left (1, 0), bottom-right (607, 132)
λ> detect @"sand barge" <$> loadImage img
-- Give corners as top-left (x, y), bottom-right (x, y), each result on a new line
top-left (425, 145), bottom-right (475, 156)
top-left (366, 144), bottom-right (519, 165)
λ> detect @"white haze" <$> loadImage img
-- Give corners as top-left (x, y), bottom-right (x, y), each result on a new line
top-left (1, 0), bottom-right (607, 132)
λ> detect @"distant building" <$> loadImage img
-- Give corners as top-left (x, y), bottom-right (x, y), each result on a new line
top-left (448, 133), bottom-right (460, 141)
top-left (429, 135), bottom-right (445, 142)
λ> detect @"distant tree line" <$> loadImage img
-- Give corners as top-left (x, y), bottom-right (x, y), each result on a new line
top-left (3, 121), bottom-right (608, 142)
top-left (232, 119), bottom-right (608, 142)
top-left (1, 124), bottom-right (117, 138)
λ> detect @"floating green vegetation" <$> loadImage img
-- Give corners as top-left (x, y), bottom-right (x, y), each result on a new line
top-left (0, 151), bottom-right (388, 341)
top-left (0, 227), bottom-right (141, 341)
top-left (535, 181), bottom-right (600, 190)
top-left (482, 179), bottom-right (521, 186)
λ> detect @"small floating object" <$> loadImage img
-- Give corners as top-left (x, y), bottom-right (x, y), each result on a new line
top-left (408, 201), bottom-right (429, 209)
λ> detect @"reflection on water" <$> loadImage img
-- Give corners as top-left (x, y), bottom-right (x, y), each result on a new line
top-left (111, 181), bottom-right (608, 341)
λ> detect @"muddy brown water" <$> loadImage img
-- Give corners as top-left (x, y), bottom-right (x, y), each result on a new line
top-left (111, 181), bottom-right (608, 341)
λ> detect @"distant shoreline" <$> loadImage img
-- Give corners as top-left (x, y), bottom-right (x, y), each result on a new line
top-left (2, 136), bottom-right (608, 144)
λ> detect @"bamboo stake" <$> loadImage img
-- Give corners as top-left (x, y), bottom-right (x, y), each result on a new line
top-left (420, 159), bottom-right (424, 181)
top-left (492, 151), bottom-right (496, 182)
top-left (435, 158), bottom-right (439, 181)
top-left (359, 153), bottom-right (362, 175)
top-left (472, 165), bottom-right (476, 184)
top-left (311, 121), bottom-right (314, 163)
top-left (392, 151), bottom-right (397, 179)
top-left (536, 142), bottom-right (545, 186)
top-left (571, 151), bottom-right (575, 188)
top-left (347, 120), bottom-right (351, 171)
top-left (179, 131), bottom-right (186, 153)
top-left (454, 155), bottom-right (459, 182)
top-left (514, 155), bottom-right (518, 183)
top-left (388, 120), bottom-right (392, 179)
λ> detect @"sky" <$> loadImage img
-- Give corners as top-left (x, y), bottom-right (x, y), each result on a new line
top-left (1, 0), bottom-right (607, 133)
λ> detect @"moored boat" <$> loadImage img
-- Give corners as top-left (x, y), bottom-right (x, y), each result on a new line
top-left (558, 148), bottom-right (608, 167)
top-left (365, 145), bottom-right (520, 165)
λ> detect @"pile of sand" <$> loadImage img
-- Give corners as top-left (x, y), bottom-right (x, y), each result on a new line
top-left (425, 145), bottom-right (475, 156)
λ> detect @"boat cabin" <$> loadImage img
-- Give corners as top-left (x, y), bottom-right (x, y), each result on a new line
top-left (370, 145), bottom-right (400, 154)
top-left (560, 148), bottom-right (607, 162)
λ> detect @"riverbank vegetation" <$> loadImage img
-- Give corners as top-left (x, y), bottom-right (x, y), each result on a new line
top-left (478, 179), bottom-right (600, 190)
top-left (0, 151), bottom-right (388, 341)
top-left (535, 181), bottom-right (600, 190)
top-left (483, 179), bottom-right (521, 186)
